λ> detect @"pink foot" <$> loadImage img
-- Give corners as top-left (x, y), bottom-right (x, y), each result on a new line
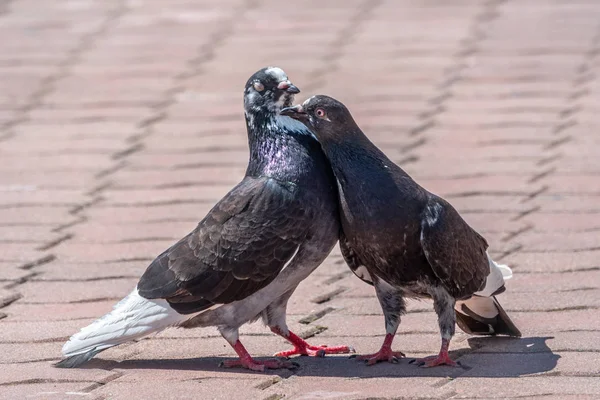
top-left (271, 327), bottom-right (354, 358)
top-left (275, 343), bottom-right (354, 358)
top-left (354, 333), bottom-right (405, 366)
top-left (411, 353), bottom-right (458, 368)
top-left (356, 349), bottom-right (406, 365)
top-left (410, 338), bottom-right (460, 368)
top-left (222, 339), bottom-right (298, 372)
top-left (220, 357), bottom-right (298, 372)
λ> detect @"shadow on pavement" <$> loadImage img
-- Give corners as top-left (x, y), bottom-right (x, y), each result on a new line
top-left (85, 336), bottom-right (559, 378)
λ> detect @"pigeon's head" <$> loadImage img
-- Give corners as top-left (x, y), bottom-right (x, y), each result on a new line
top-left (281, 95), bottom-right (356, 142)
top-left (244, 67), bottom-right (300, 117)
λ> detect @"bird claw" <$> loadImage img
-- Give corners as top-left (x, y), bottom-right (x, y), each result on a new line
top-left (219, 357), bottom-right (298, 372)
top-left (274, 344), bottom-right (354, 358)
top-left (410, 354), bottom-right (459, 368)
top-left (355, 350), bottom-right (406, 366)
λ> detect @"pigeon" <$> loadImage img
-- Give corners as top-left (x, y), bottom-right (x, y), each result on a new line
top-left (281, 95), bottom-right (521, 368)
top-left (56, 69), bottom-right (353, 372)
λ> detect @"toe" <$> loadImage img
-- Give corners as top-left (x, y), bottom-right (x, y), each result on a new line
top-left (365, 358), bottom-right (378, 366)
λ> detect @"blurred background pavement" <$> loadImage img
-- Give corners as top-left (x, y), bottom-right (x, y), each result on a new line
top-left (1, 0), bottom-right (600, 399)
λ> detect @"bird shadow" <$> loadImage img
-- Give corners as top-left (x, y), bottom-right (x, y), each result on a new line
top-left (84, 336), bottom-right (559, 379)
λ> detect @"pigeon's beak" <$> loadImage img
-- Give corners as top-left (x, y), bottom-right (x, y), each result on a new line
top-left (280, 105), bottom-right (308, 121)
top-left (277, 80), bottom-right (300, 94)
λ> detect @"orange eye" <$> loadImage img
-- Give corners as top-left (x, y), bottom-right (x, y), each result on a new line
top-left (316, 108), bottom-right (326, 118)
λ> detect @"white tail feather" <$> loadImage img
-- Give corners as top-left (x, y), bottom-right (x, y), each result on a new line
top-left (62, 288), bottom-right (189, 358)
top-left (496, 262), bottom-right (513, 280)
top-left (455, 253), bottom-right (513, 319)
top-left (473, 253), bottom-right (512, 297)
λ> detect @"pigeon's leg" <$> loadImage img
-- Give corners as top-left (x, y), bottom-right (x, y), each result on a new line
top-left (356, 279), bottom-right (406, 365)
top-left (412, 287), bottom-right (459, 368)
top-left (218, 327), bottom-right (298, 372)
top-left (266, 289), bottom-right (354, 358)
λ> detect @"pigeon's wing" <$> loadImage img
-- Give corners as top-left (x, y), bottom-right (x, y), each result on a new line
top-left (419, 196), bottom-right (489, 299)
top-left (340, 233), bottom-right (373, 285)
top-left (137, 176), bottom-right (310, 314)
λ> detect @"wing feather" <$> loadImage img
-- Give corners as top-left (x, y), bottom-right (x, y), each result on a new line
top-left (137, 177), bottom-right (309, 313)
top-left (420, 196), bottom-right (489, 299)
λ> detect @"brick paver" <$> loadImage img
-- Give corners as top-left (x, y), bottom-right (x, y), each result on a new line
top-left (1, 0), bottom-right (599, 399)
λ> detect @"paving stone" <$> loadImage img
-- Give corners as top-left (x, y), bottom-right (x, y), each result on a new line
top-left (33, 261), bottom-right (146, 281)
top-left (469, 331), bottom-right (600, 353)
top-left (1, 0), bottom-right (600, 398)
top-left (4, 300), bottom-right (118, 322)
top-left (0, 342), bottom-right (65, 364)
top-left (503, 250), bottom-right (600, 273)
top-left (92, 379), bottom-right (267, 400)
top-left (446, 377), bottom-right (600, 398)
top-left (53, 242), bottom-right (173, 263)
top-left (17, 279), bottom-right (138, 304)
top-left (0, 319), bottom-right (85, 343)
top-left (458, 352), bottom-right (598, 378)
top-left (0, 383), bottom-right (94, 399)
top-left (0, 361), bottom-right (116, 385)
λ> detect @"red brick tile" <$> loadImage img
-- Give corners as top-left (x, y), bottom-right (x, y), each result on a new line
top-left (0, 361), bottom-right (115, 385)
top-left (471, 330), bottom-right (600, 354)
top-left (523, 213), bottom-right (600, 231)
top-left (446, 377), bottom-right (600, 398)
top-left (511, 309), bottom-right (600, 334)
top-left (5, 300), bottom-right (120, 322)
top-left (34, 261), bottom-right (146, 281)
top-left (505, 270), bottom-right (600, 293)
top-left (0, 226), bottom-right (61, 243)
top-left (110, 168), bottom-right (245, 188)
top-left (0, 319), bottom-right (84, 343)
top-left (1, 0), bottom-right (600, 398)
top-left (0, 342), bottom-right (64, 363)
top-left (0, 170), bottom-right (100, 188)
top-left (0, 244), bottom-right (48, 263)
top-left (503, 250), bottom-right (600, 273)
top-left (102, 185), bottom-right (232, 206)
top-left (0, 383), bottom-right (93, 399)
top-left (2, 138), bottom-right (128, 154)
top-left (17, 279), bottom-right (137, 304)
top-left (457, 351), bottom-right (591, 377)
top-left (0, 262), bottom-right (33, 281)
top-left (418, 176), bottom-right (537, 197)
top-left (515, 231), bottom-right (600, 252)
top-left (92, 380), bottom-right (267, 400)
top-left (53, 242), bottom-right (171, 263)
top-left (85, 204), bottom-right (212, 224)
top-left (0, 189), bottom-right (88, 207)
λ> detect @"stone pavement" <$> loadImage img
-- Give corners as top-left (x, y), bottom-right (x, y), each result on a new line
top-left (1, 0), bottom-right (600, 398)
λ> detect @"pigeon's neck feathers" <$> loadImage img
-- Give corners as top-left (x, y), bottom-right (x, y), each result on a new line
top-left (319, 126), bottom-right (418, 211)
top-left (245, 112), bottom-right (320, 181)
top-left (320, 127), bottom-right (394, 179)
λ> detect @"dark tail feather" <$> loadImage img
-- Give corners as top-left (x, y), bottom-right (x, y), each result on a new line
top-left (455, 296), bottom-right (521, 337)
top-left (54, 348), bottom-right (103, 369)
top-left (491, 296), bottom-right (521, 337)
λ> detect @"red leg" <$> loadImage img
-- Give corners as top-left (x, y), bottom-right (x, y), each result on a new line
top-left (219, 340), bottom-right (298, 372)
top-left (411, 338), bottom-right (459, 368)
top-left (271, 327), bottom-right (354, 358)
top-left (355, 333), bottom-right (406, 366)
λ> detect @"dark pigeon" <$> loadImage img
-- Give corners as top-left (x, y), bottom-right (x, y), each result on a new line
top-left (56, 69), bottom-right (353, 372)
top-left (281, 95), bottom-right (521, 368)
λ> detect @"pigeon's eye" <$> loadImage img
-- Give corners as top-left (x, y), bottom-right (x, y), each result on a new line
top-left (253, 81), bottom-right (264, 92)
top-left (315, 109), bottom-right (326, 118)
